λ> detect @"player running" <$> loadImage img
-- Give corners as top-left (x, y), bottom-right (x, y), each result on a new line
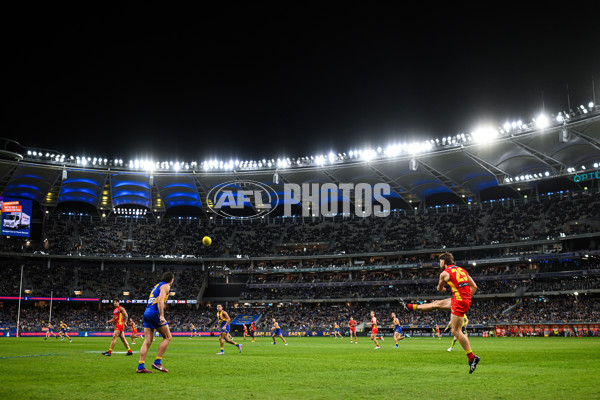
top-left (391, 313), bottom-right (408, 348)
top-left (446, 314), bottom-right (469, 352)
top-left (136, 272), bottom-right (175, 373)
top-left (216, 304), bottom-right (242, 355)
top-left (271, 318), bottom-right (288, 345)
top-left (45, 322), bottom-right (58, 340)
top-left (58, 321), bottom-right (72, 342)
top-left (369, 311), bottom-right (384, 349)
top-left (130, 320), bottom-right (139, 345)
top-left (405, 252), bottom-right (480, 373)
top-left (348, 317), bottom-right (358, 343)
top-left (332, 322), bottom-right (343, 339)
top-left (249, 320), bottom-right (256, 342)
top-left (433, 323), bottom-right (442, 340)
top-left (103, 299), bottom-right (133, 356)
top-left (190, 323), bottom-right (197, 339)
top-left (243, 324), bottom-right (248, 340)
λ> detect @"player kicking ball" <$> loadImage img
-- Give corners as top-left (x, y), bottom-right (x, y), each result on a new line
top-left (404, 252), bottom-right (480, 373)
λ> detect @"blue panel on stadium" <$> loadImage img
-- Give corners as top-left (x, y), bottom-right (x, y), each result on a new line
top-left (113, 181), bottom-right (151, 189)
top-left (60, 187), bottom-right (99, 197)
top-left (4, 165), bottom-right (61, 204)
top-left (154, 175), bottom-right (202, 209)
top-left (110, 173), bottom-right (151, 208)
top-left (58, 171), bottom-right (106, 206)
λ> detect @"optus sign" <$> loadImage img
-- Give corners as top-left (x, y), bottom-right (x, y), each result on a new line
top-left (573, 170), bottom-right (600, 183)
top-left (207, 180), bottom-right (279, 219)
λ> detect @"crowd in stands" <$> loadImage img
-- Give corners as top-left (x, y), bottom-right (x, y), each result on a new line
top-left (1, 192), bottom-right (598, 258)
top-left (2, 296), bottom-right (597, 333)
top-left (0, 263), bottom-right (204, 299)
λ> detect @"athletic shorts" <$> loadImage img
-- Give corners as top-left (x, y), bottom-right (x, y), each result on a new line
top-left (394, 326), bottom-right (402, 334)
top-left (335, 328), bottom-right (339, 332)
top-left (274, 328), bottom-right (283, 336)
top-left (371, 327), bottom-right (378, 335)
top-left (451, 297), bottom-right (471, 317)
top-left (132, 329), bottom-right (138, 335)
top-left (349, 328), bottom-right (356, 333)
top-left (143, 309), bottom-right (167, 330)
top-left (115, 324), bottom-right (124, 332)
top-left (220, 322), bottom-right (230, 333)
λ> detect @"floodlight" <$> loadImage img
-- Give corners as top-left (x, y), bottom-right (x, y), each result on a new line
top-left (535, 114), bottom-right (549, 129)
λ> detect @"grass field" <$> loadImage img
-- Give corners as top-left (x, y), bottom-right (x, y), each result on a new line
top-left (1, 336), bottom-right (599, 399)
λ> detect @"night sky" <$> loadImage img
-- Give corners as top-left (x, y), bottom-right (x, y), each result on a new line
top-left (6, 5), bottom-right (599, 162)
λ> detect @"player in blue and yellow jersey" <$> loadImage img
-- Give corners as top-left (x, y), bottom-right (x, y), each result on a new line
top-left (189, 323), bottom-right (197, 339)
top-left (45, 322), bottom-right (58, 340)
top-left (136, 272), bottom-right (174, 373)
top-left (391, 313), bottom-right (408, 348)
top-left (332, 322), bottom-right (343, 338)
top-left (58, 320), bottom-right (72, 342)
top-left (216, 304), bottom-right (242, 355)
top-left (271, 318), bottom-right (288, 345)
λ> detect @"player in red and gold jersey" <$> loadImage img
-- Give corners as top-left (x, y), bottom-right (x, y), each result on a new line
top-left (369, 311), bottom-right (384, 349)
top-left (102, 299), bottom-right (133, 356)
top-left (406, 252), bottom-right (480, 373)
top-left (348, 317), bottom-right (358, 344)
top-left (130, 320), bottom-right (139, 345)
top-left (243, 324), bottom-right (248, 340)
top-left (249, 320), bottom-right (256, 342)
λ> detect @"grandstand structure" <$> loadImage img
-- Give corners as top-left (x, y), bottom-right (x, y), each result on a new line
top-left (0, 106), bottom-right (599, 336)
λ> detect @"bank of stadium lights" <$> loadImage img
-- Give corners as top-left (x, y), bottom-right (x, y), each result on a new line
top-left (504, 170), bottom-right (552, 183)
top-left (114, 207), bottom-right (148, 216)
top-left (20, 102), bottom-right (599, 172)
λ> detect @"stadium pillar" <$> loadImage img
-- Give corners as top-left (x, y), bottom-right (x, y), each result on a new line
top-left (16, 264), bottom-right (24, 338)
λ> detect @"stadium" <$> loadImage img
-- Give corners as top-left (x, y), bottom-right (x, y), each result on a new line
top-left (2, 7), bottom-right (600, 399)
top-left (1, 103), bottom-right (599, 397)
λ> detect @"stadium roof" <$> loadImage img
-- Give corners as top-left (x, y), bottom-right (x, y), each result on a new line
top-left (1, 110), bottom-right (599, 213)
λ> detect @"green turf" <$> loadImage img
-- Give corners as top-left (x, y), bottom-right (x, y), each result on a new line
top-left (0, 336), bottom-right (599, 399)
